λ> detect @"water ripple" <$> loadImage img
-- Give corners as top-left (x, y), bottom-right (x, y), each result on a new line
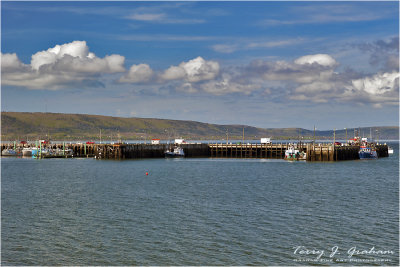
top-left (2, 143), bottom-right (399, 265)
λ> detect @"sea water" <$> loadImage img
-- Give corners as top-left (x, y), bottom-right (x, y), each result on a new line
top-left (1, 142), bottom-right (398, 265)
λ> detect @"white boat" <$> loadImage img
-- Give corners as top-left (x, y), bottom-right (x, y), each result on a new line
top-left (388, 147), bottom-right (394, 154)
top-left (54, 148), bottom-right (73, 156)
top-left (22, 147), bottom-right (33, 156)
top-left (165, 146), bottom-right (185, 157)
top-left (284, 146), bottom-right (306, 161)
top-left (2, 149), bottom-right (18, 156)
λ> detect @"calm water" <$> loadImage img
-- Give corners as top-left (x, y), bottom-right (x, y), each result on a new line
top-left (2, 142), bottom-right (399, 265)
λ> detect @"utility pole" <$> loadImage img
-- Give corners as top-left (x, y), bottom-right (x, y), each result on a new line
top-left (313, 125), bottom-right (316, 145)
top-left (242, 127), bottom-right (244, 144)
top-left (298, 128), bottom-right (300, 143)
top-left (344, 128), bottom-right (347, 145)
top-left (333, 128), bottom-right (336, 145)
top-left (226, 129), bottom-right (229, 144)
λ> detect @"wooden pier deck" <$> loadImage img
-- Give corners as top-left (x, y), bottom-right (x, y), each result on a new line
top-left (1, 142), bottom-right (389, 161)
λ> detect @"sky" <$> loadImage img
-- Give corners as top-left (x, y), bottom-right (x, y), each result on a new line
top-left (1, 1), bottom-right (399, 130)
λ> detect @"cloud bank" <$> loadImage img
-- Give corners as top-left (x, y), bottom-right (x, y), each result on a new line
top-left (2, 40), bottom-right (398, 107)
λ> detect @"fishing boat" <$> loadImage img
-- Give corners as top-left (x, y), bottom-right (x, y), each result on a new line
top-left (31, 148), bottom-right (39, 157)
top-left (358, 146), bottom-right (378, 159)
top-left (53, 148), bottom-right (73, 156)
top-left (1, 149), bottom-right (18, 156)
top-left (388, 147), bottom-right (394, 154)
top-left (284, 146), bottom-right (306, 161)
top-left (165, 146), bottom-right (185, 158)
top-left (22, 147), bottom-right (33, 156)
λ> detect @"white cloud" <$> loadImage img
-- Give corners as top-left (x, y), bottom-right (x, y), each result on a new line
top-left (184, 57), bottom-right (219, 82)
top-left (1, 53), bottom-right (27, 71)
top-left (32, 41), bottom-right (89, 70)
top-left (3, 42), bottom-right (397, 107)
top-left (1, 41), bottom-right (125, 89)
top-left (248, 57), bottom-right (336, 84)
top-left (117, 34), bottom-right (214, 42)
top-left (288, 71), bottom-right (399, 104)
top-left (158, 54), bottom-right (340, 97)
top-left (294, 54), bottom-right (337, 67)
top-left (211, 44), bottom-right (238, 54)
top-left (211, 38), bottom-right (305, 54)
top-left (126, 12), bottom-right (204, 24)
top-left (259, 4), bottom-right (394, 26)
top-left (119, 64), bottom-right (154, 83)
top-left (247, 39), bottom-right (302, 48)
top-left (295, 81), bottom-right (335, 93)
top-left (30, 41), bottom-right (124, 73)
top-left (201, 77), bottom-right (261, 96)
top-left (244, 54), bottom-right (398, 105)
top-left (349, 72), bottom-right (399, 95)
top-left (161, 56), bottom-right (220, 83)
top-left (127, 13), bottom-right (166, 21)
top-left (161, 66), bottom-right (186, 81)
top-left (177, 82), bottom-right (198, 93)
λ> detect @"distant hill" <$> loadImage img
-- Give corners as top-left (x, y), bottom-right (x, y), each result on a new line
top-left (1, 112), bottom-right (398, 141)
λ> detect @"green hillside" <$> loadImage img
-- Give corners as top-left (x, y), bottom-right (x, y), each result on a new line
top-left (1, 112), bottom-right (398, 141)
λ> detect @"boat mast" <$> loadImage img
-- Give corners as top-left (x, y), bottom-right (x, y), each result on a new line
top-left (370, 128), bottom-right (372, 141)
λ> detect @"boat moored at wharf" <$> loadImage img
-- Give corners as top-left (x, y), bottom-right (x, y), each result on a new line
top-left (1, 148), bottom-right (20, 156)
top-left (358, 137), bottom-right (379, 159)
top-left (284, 145), bottom-right (307, 161)
top-left (164, 146), bottom-right (185, 158)
top-left (359, 146), bottom-right (378, 159)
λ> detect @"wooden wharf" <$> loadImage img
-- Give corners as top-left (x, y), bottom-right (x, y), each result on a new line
top-left (209, 143), bottom-right (305, 159)
top-left (1, 142), bottom-right (389, 161)
top-left (209, 143), bottom-right (388, 161)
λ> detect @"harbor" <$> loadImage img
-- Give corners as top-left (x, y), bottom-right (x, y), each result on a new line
top-left (1, 138), bottom-right (390, 161)
top-left (2, 1), bottom-right (399, 265)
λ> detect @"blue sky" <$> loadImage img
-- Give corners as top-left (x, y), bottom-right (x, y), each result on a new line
top-left (1, 1), bottom-right (399, 130)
